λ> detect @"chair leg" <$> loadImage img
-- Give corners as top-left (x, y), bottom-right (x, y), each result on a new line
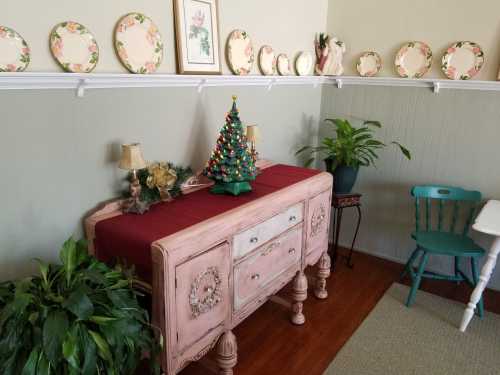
top-left (470, 257), bottom-right (484, 318)
top-left (455, 256), bottom-right (461, 284)
top-left (401, 248), bottom-right (421, 280)
top-left (406, 252), bottom-right (429, 307)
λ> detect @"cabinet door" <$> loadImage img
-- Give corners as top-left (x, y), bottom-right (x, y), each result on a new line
top-left (306, 190), bottom-right (331, 254)
top-left (175, 242), bottom-right (230, 352)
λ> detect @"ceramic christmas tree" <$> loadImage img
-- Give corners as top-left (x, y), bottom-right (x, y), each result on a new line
top-left (204, 96), bottom-right (257, 195)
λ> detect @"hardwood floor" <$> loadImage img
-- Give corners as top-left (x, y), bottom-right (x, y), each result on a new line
top-left (144, 250), bottom-right (500, 375)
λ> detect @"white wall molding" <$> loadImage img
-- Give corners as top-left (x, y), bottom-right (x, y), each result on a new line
top-left (1, 73), bottom-right (500, 98)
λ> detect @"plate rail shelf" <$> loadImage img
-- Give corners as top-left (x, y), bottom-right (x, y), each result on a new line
top-left (0, 73), bottom-right (499, 97)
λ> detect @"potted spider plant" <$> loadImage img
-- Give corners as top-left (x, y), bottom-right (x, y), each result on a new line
top-left (296, 118), bottom-right (411, 194)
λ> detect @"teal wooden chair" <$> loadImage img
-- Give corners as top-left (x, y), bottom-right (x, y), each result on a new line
top-left (402, 185), bottom-right (485, 317)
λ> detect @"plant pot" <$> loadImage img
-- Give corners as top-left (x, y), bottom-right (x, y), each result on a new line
top-left (324, 158), bottom-right (359, 194)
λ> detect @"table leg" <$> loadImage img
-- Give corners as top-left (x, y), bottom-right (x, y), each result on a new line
top-left (315, 252), bottom-right (331, 299)
top-left (460, 237), bottom-right (500, 332)
top-left (346, 205), bottom-right (362, 268)
top-left (216, 331), bottom-right (237, 375)
top-left (291, 271), bottom-right (308, 325)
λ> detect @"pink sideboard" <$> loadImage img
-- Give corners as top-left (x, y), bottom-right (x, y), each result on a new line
top-left (85, 163), bottom-right (333, 374)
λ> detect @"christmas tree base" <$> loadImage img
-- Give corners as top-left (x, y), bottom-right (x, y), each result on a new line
top-left (211, 181), bottom-right (252, 196)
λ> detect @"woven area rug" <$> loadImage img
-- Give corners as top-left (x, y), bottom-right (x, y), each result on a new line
top-left (324, 283), bottom-right (500, 375)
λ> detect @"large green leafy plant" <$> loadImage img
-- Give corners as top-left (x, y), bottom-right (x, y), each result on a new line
top-left (297, 118), bottom-right (411, 170)
top-left (0, 238), bottom-right (161, 375)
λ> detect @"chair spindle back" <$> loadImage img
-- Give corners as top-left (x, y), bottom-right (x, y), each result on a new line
top-left (412, 186), bottom-right (481, 236)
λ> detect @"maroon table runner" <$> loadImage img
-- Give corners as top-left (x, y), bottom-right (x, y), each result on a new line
top-left (94, 164), bottom-right (321, 281)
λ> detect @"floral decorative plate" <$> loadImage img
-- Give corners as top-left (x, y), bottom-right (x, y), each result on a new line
top-left (227, 29), bottom-right (254, 75)
top-left (115, 13), bottom-right (164, 74)
top-left (441, 41), bottom-right (484, 80)
top-left (394, 41), bottom-right (432, 78)
top-left (258, 45), bottom-right (276, 75)
top-left (295, 52), bottom-right (313, 76)
top-left (356, 51), bottom-right (382, 77)
top-left (277, 53), bottom-right (291, 75)
top-left (50, 22), bottom-right (99, 73)
top-left (0, 26), bottom-right (30, 72)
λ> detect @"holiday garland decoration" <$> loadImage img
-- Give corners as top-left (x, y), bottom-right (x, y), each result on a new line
top-left (203, 96), bottom-right (257, 195)
top-left (126, 162), bottom-right (192, 204)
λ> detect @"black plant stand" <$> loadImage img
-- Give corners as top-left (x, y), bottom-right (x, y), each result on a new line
top-left (330, 193), bottom-right (362, 270)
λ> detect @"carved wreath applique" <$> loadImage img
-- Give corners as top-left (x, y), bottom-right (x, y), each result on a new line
top-left (189, 266), bottom-right (222, 318)
top-left (311, 204), bottom-right (326, 237)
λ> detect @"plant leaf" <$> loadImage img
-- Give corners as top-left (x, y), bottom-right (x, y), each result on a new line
top-left (62, 328), bottom-right (79, 369)
top-left (89, 316), bottom-right (118, 325)
top-left (35, 259), bottom-right (49, 289)
top-left (0, 292), bottom-right (31, 329)
top-left (60, 238), bottom-right (77, 287)
top-left (391, 141), bottom-right (412, 160)
top-left (62, 287), bottom-right (94, 320)
top-left (43, 310), bottom-right (69, 365)
top-left (295, 145), bottom-right (311, 155)
top-left (79, 327), bottom-right (98, 375)
top-left (89, 330), bottom-right (113, 364)
top-left (363, 120), bottom-right (382, 128)
top-left (304, 157), bottom-right (315, 168)
top-left (21, 347), bottom-right (40, 375)
top-left (36, 353), bottom-right (50, 375)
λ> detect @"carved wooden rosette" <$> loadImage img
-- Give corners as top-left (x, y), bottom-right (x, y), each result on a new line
top-left (190, 266), bottom-right (222, 318)
top-left (311, 204), bottom-right (326, 237)
top-left (315, 252), bottom-right (331, 299)
top-left (217, 331), bottom-right (238, 375)
top-left (291, 271), bottom-right (308, 325)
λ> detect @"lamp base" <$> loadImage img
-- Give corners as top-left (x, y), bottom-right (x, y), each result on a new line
top-left (122, 176), bottom-right (150, 214)
top-left (122, 197), bottom-right (150, 215)
top-left (211, 181), bottom-right (252, 196)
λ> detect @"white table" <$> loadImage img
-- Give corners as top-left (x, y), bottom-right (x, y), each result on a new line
top-left (460, 200), bottom-right (500, 332)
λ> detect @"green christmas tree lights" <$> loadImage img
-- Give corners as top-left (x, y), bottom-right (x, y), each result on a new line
top-left (204, 96), bottom-right (257, 195)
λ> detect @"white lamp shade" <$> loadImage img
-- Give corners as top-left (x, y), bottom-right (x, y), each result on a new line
top-left (118, 143), bottom-right (147, 170)
top-left (245, 125), bottom-right (261, 142)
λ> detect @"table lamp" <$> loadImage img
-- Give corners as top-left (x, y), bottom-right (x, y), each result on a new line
top-left (119, 143), bottom-right (149, 214)
top-left (245, 124), bottom-right (260, 163)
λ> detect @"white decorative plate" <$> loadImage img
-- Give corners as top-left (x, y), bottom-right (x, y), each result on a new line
top-left (227, 29), bottom-right (254, 75)
top-left (258, 45), bottom-right (276, 75)
top-left (0, 26), bottom-right (30, 72)
top-left (394, 41), bottom-right (432, 78)
top-left (295, 52), bottom-right (313, 76)
top-left (356, 51), bottom-right (382, 77)
top-left (115, 13), bottom-right (164, 74)
top-left (441, 41), bottom-right (484, 80)
top-left (50, 22), bottom-right (99, 73)
top-left (277, 54), bottom-right (291, 75)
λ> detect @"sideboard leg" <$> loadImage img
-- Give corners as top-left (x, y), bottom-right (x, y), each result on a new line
top-left (315, 252), bottom-right (331, 299)
top-left (216, 330), bottom-right (238, 375)
top-left (291, 271), bottom-right (308, 325)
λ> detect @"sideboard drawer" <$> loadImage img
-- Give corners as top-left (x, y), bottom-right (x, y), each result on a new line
top-left (233, 202), bottom-right (303, 259)
top-left (234, 225), bottom-right (302, 310)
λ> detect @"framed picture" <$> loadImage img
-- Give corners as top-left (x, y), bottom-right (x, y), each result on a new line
top-left (174, 0), bottom-right (221, 74)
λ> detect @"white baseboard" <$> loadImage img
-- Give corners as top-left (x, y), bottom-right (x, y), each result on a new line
top-left (339, 243), bottom-right (500, 292)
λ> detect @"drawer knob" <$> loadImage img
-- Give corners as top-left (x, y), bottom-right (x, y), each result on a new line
top-left (250, 237), bottom-right (258, 244)
top-left (289, 215), bottom-right (297, 222)
top-left (251, 274), bottom-right (260, 281)
top-left (288, 248), bottom-right (296, 255)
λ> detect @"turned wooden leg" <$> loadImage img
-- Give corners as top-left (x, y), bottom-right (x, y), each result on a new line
top-left (216, 331), bottom-right (237, 375)
top-left (460, 238), bottom-right (500, 332)
top-left (291, 271), bottom-right (308, 325)
top-left (315, 252), bottom-right (331, 299)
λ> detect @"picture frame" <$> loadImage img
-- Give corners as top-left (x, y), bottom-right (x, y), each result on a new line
top-left (173, 0), bottom-right (222, 75)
